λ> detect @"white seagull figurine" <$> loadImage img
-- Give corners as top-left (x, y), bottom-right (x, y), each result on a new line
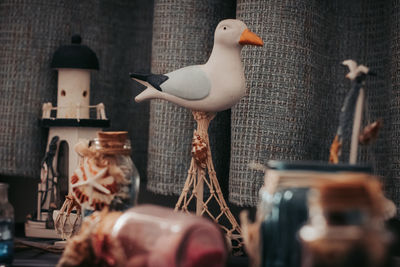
top-left (130, 19), bottom-right (263, 112)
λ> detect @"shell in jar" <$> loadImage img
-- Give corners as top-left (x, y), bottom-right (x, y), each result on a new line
top-left (71, 157), bottom-right (118, 210)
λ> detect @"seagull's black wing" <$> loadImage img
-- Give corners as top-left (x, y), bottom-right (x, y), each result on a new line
top-left (129, 72), bottom-right (169, 91)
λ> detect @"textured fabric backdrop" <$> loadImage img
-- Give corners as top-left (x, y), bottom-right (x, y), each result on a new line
top-left (231, 0), bottom-right (393, 206)
top-left (146, 0), bottom-right (397, 209)
top-left (146, 0), bottom-right (236, 195)
top-left (2, 0), bottom-right (400, 216)
top-left (0, 0), bottom-right (153, 179)
top-left (388, 0), bottom-right (400, 216)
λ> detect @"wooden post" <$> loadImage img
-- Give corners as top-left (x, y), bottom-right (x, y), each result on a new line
top-left (196, 171), bottom-right (204, 216)
top-left (350, 88), bottom-right (364, 164)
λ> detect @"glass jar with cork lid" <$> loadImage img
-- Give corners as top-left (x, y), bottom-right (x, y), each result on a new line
top-left (258, 161), bottom-right (373, 267)
top-left (71, 131), bottom-right (140, 215)
top-left (299, 175), bottom-right (392, 267)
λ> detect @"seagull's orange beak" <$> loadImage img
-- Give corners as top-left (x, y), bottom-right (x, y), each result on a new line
top-left (239, 29), bottom-right (263, 46)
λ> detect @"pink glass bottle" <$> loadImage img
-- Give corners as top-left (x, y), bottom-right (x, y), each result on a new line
top-left (110, 205), bottom-right (227, 267)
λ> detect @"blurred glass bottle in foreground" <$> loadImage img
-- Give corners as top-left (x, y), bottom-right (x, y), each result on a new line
top-left (0, 183), bottom-right (14, 266)
top-left (256, 161), bottom-right (372, 267)
top-left (56, 205), bottom-right (227, 267)
top-left (299, 175), bottom-right (392, 267)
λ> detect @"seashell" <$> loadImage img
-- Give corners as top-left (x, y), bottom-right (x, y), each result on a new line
top-left (359, 119), bottom-right (382, 145)
top-left (191, 131), bottom-right (208, 168)
top-left (71, 157), bottom-right (118, 210)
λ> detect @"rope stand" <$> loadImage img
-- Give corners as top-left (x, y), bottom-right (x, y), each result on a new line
top-left (175, 111), bottom-right (242, 251)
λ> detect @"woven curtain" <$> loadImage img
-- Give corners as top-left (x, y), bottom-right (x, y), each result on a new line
top-left (231, 0), bottom-right (393, 207)
top-left (147, 0), bottom-right (400, 212)
top-left (0, 0), bottom-right (153, 178)
top-left (146, 0), bottom-right (236, 194)
top-left (2, 0), bottom-right (400, 215)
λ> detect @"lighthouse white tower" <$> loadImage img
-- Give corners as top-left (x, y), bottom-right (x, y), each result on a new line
top-left (25, 35), bottom-right (110, 238)
top-left (56, 68), bottom-right (91, 118)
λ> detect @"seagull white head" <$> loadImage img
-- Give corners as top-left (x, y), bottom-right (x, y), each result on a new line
top-left (214, 19), bottom-right (264, 48)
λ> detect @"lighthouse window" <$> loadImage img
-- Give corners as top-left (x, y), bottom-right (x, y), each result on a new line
top-left (61, 90), bottom-right (66, 97)
top-left (83, 90), bottom-right (87, 97)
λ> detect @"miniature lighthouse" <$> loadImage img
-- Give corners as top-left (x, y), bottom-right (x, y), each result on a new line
top-left (43, 33), bottom-right (110, 192)
top-left (25, 35), bottom-right (109, 238)
top-left (53, 35), bottom-right (95, 119)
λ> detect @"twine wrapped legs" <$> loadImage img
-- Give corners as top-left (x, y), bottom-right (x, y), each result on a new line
top-left (175, 111), bottom-right (242, 250)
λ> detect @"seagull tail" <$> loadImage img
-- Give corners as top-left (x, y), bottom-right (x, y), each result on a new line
top-left (134, 79), bottom-right (163, 103)
top-left (129, 72), bottom-right (150, 81)
top-left (130, 72), bottom-right (168, 91)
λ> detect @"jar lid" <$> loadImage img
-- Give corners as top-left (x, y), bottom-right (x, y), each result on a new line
top-left (265, 161), bottom-right (373, 191)
top-left (97, 131), bottom-right (129, 141)
top-left (94, 131), bottom-right (131, 155)
top-left (267, 160), bottom-right (372, 173)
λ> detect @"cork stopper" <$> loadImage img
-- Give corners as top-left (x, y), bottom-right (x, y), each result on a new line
top-left (316, 176), bottom-right (384, 218)
top-left (94, 131), bottom-right (131, 155)
top-left (97, 131), bottom-right (129, 141)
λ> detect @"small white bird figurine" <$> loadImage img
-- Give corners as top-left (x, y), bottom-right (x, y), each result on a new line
top-left (130, 19), bottom-right (263, 112)
top-left (342, 59), bottom-right (373, 81)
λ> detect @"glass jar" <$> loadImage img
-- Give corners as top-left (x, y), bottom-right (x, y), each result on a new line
top-left (110, 205), bottom-right (227, 267)
top-left (258, 161), bottom-right (371, 267)
top-left (71, 131), bottom-right (140, 215)
top-left (57, 205), bottom-right (227, 267)
top-left (0, 183), bottom-right (14, 266)
top-left (299, 176), bottom-right (391, 267)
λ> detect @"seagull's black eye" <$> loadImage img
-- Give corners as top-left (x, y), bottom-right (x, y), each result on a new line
top-left (223, 26), bottom-right (227, 30)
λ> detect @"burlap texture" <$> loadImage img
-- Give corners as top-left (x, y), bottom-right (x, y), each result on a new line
top-left (387, 0), bottom-right (400, 216)
top-left (231, 0), bottom-right (392, 206)
top-left (0, 0), bottom-right (153, 179)
top-left (2, 0), bottom-right (400, 215)
top-left (146, 0), bottom-right (236, 195)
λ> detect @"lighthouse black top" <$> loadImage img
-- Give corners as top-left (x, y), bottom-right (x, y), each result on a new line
top-left (51, 34), bottom-right (99, 70)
